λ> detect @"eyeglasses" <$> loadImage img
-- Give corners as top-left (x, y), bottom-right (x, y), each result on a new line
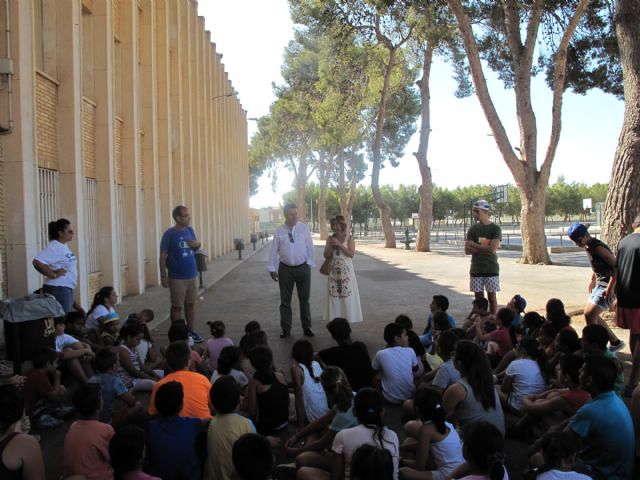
top-left (288, 232), bottom-right (294, 243)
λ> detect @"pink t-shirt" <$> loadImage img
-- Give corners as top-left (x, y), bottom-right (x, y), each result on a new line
top-left (63, 419), bottom-right (115, 480)
top-left (206, 336), bottom-right (234, 371)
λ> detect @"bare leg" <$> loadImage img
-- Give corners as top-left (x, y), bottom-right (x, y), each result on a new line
top-left (584, 303), bottom-right (620, 344)
top-left (494, 350), bottom-right (516, 376)
top-left (66, 358), bottom-right (88, 384)
top-left (296, 467), bottom-right (330, 480)
top-left (184, 302), bottom-right (195, 331)
top-left (296, 451), bottom-right (332, 470)
top-left (487, 291), bottom-right (498, 315)
top-left (170, 306), bottom-right (183, 322)
top-left (626, 334), bottom-right (640, 391)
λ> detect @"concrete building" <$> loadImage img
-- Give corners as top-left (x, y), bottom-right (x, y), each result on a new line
top-left (0, 0), bottom-right (249, 308)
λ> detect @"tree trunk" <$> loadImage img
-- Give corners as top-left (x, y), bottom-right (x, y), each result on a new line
top-left (295, 155), bottom-right (308, 221)
top-left (414, 45), bottom-right (434, 252)
top-left (345, 152), bottom-right (359, 235)
top-left (602, 0), bottom-right (640, 250)
top-left (371, 46), bottom-right (397, 248)
top-left (447, 0), bottom-right (588, 265)
top-left (317, 149), bottom-right (334, 240)
top-left (338, 148), bottom-right (347, 218)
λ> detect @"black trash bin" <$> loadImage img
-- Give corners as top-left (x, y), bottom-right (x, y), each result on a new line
top-left (1, 293), bottom-right (65, 374)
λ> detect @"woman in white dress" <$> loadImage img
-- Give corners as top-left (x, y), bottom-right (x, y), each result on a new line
top-left (323, 215), bottom-right (363, 323)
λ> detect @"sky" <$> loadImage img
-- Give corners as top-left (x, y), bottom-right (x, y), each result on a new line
top-left (198, 1), bottom-right (625, 209)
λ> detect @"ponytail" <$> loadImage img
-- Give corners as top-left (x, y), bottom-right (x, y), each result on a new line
top-left (488, 452), bottom-right (506, 480)
top-left (321, 366), bottom-right (353, 412)
top-left (414, 389), bottom-right (447, 434)
top-left (519, 336), bottom-right (549, 381)
top-left (207, 320), bottom-right (226, 338)
top-left (292, 340), bottom-right (320, 383)
top-left (354, 388), bottom-right (397, 458)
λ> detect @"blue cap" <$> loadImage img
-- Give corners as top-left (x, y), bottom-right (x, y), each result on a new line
top-left (567, 223), bottom-right (588, 241)
top-left (513, 294), bottom-right (527, 312)
top-left (473, 199), bottom-right (490, 211)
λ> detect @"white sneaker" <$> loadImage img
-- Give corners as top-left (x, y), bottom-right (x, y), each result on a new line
top-left (608, 340), bottom-right (626, 353)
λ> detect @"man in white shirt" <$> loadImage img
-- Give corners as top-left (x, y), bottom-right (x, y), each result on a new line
top-left (267, 203), bottom-right (316, 338)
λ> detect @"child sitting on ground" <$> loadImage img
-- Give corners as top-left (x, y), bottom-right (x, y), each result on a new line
top-left (317, 317), bottom-right (374, 391)
top-left (399, 389), bottom-right (464, 480)
top-left (421, 330), bottom-right (462, 395)
top-left (292, 339), bottom-right (329, 428)
top-left (65, 311), bottom-right (101, 350)
top-left (395, 315), bottom-right (427, 379)
top-left (168, 320), bottom-right (207, 375)
top-left (581, 324), bottom-right (624, 396)
top-left (146, 381), bottom-right (210, 480)
top-left (232, 433), bottom-right (274, 480)
top-left (205, 376), bottom-right (256, 480)
top-left (462, 296), bottom-right (492, 339)
top-left (89, 347), bottom-right (142, 425)
top-left (498, 337), bottom-right (547, 414)
top-left (420, 295), bottom-right (456, 348)
top-left (509, 354), bottom-right (589, 439)
top-left (284, 366), bottom-right (359, 471)
top-left (239, 329), bottom-right (269, 379)
top-left (507, 294), bottom-right (527, 327)
top-left (211, 345), bottom-right (249, 388)
top-left (373, 323), bottom-right (418, 404)
top-left (109, 424), bottom-right (160, 480)
top-left (457, 422), bottom-right (507, 480)
top-left (23, 347), bottom-right (70, 429)
top-left (331, 388), bottom-right (400, 479)
top-left (134, 309), bottom-right (162, 370)
top-left (116, 321), bottom-right (161, 392)
top-left (63, 383), bottom-right (115, 480)
top-left (476, 307), bottom-right (514, 368)
top-left (99, 313), bottom-right (120, 347)
top-left (206, 320), bottom-right (234, 372)
top-left (247, 346), bottom-right (290, 436)
top-left (527, 430), bottom-right (590, 480)
top-left (53, 316), bottom-right (94, 384)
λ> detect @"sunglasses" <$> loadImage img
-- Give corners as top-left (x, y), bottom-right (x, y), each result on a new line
top-left (288, 232), bottom-right (294, 243)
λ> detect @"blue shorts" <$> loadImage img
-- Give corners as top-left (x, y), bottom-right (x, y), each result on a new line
top-left (589, 284), bottom-right (611, 311)
top-left (43, 284), bottom-right (74, 313)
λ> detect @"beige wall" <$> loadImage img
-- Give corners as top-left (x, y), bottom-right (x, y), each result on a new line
top-left (0, 0), bottom-right (249, 306)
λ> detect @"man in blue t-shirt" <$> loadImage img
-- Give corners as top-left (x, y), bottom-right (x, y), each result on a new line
top-left (159, 206), bottom-right (201, 342)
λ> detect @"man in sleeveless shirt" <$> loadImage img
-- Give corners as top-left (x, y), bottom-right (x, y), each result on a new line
top-left (568, 223), bottom-right (624, 352)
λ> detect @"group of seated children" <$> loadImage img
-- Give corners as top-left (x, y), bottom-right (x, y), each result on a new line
top-left (7, 287), bottom-right (640, 480)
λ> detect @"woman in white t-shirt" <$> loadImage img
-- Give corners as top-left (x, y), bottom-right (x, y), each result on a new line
top-left (86, 286), bottom-right (119, 330)
top-left (32, 218), bottom-right (80, 314)
top-left (498, 337), bottom-right (547, 413)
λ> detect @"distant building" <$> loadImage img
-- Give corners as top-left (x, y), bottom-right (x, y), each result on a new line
top-left (0, 0), bottom-right (249, 306)
top-left (257, 207), bottom-right (282, 224)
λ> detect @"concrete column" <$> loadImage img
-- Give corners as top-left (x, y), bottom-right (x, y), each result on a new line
top-left (91, 0), bottom-right (119, 293)
top-left (56, 0), bottom-right (89, 308)
top-left (139, 0), bottom-right (161, 286)
top-left (180, 0), bottom-right (191, 210)
top-left (119, 0), bottom-right (144, 295)
top-left (2, 0), bottom-right (40, 297)
top-left (212, 51), bottom-right (223, 257)
top-left (201, 28), bottom-right (212, 257)
top-left (154, 0), bottom-right (173, 231)
top-left (168, 0), bottom-right (183, 203)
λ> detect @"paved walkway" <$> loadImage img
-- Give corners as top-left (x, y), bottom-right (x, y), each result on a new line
top-left (40, 238), bottom-right (632, 479)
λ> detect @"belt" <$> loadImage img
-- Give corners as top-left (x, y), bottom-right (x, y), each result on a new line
top-left (280, 262), bottom-right (306, 268)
